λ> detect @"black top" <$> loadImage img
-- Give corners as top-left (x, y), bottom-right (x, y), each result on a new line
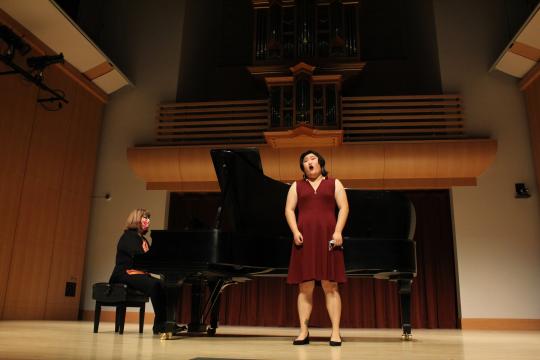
top-left (109, 229), bottom-right (148, 282)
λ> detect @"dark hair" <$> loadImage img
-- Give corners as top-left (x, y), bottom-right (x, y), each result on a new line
top-left (299, 149), bottom-right (328, 179)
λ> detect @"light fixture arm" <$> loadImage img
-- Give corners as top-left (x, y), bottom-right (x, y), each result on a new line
top-left (0, 52), bottom-right (68, 105)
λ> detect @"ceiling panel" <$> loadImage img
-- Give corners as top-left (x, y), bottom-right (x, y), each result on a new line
top-left (0, 0), bottom-right (131, 94)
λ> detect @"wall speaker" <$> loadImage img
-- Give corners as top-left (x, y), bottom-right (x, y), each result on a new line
top-left (515, 183), bottom-right (530, 198)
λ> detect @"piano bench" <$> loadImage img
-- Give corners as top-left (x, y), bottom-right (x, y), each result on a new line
top-left (92, 282), bottom-right (149, 335)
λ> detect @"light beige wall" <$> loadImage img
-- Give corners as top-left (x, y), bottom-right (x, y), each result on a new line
top-left (434, 0), bottom-right (540, 319)
top-left (81, 0), bottom-right (186, 312)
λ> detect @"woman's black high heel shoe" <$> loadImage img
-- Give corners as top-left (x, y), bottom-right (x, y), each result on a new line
top-left (293, 332), bottom-right (310, 345)
top-left (329, 335), bottom-right (342, 346)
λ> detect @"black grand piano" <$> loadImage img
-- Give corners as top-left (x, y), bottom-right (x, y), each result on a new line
top-left (134, 148), bottom-right (417, 340)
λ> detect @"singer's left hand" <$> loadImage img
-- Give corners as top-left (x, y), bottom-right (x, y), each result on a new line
top-left (332, 232), bottom-right (343, 247)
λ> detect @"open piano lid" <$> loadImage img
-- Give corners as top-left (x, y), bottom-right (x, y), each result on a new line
top-left (210, 148), bottom-right (291, 236)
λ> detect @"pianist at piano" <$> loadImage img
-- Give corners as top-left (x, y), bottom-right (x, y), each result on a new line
top-left (108, 208), bottom-right (169, 335)
top-left (286, 150), bottom-right (349, 346)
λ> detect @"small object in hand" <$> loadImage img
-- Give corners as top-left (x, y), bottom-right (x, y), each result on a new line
top-left (328, 239), bottom-right (343, 251)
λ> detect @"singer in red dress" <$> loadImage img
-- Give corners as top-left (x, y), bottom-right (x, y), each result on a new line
top-left (285, 150), bottom-right (349, 346)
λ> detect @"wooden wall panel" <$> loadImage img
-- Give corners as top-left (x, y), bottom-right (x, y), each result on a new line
top-left (128, 147), bottom-right (183, 183)
top-left (436, 140), bottom-right (496, 179)
top-left (384, 142), bottom-right (438, 179)
top-left (258, 146), bottom-right (280, 179)
top-left (128, 140), bottom-right (497, 191)
top-left (44, 190), bottom-right (91, 319)
top-left (3, 67), bottom-right (75, 319)
top-left (179, 147), bottom-right (217, 182)
top-left (44, 86), bottom-right (104, 319)
top-left (278, 148), bottom-right (303, 181)
top-left (0, 64), bottom-right (38, 317)
top-left (332, 144), bottom-right (385, 186)
top-left (2, 177), bottom-right (65, 319)
top-left (1, 13), bottom-right (106, 320)
top-left (523, 78), bottom-right (540, 199)
top-left (58, 87), bottom-right (104, 194)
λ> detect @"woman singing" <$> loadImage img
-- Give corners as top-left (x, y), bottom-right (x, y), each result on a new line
top-left (285, 150), bottom-right (349, 346)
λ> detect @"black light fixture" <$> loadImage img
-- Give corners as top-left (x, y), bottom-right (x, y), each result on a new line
top-left (27, 53), bottom-right (65, 81)
top-left (0, 24), bottom-right (68, 109)
top-left (0, 25), bottom-right (30, 59)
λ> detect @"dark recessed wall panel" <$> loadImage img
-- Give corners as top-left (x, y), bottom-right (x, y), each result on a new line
top-left (177, 0), bottom-right (443, 100)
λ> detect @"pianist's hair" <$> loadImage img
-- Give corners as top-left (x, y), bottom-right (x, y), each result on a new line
top-left (299, 150), bottom-right (328, 179)
top-left (125, 208), bottom-right (151, 230)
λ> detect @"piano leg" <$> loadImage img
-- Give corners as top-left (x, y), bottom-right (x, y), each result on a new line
top-left (188, 279), bottom-right (208, 333)
top-left (161, 273), bottom-right (183, 340)
top-left (187, 278), bottom-right (233, 336)
top-left (398, 279), bottom-right (413, 340)
top-left (206, 280), bottom-right (221, 336)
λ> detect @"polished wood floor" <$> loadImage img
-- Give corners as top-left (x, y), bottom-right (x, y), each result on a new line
top-left (1, 321), bottom-right (540, 359)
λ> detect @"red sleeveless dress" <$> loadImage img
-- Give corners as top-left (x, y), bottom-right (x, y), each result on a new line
top-left (287, 177), bottom-right (347, 284)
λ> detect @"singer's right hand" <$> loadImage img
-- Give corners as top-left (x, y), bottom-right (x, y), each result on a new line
top-left (293, 231), bottom-right (304, 246)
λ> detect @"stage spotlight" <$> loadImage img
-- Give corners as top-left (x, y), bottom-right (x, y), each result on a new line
top-left (27, 53), bottom-right (64, 81)
top-left (0, 27), bottom-right (68, 108)
top-left (0, 25), bottom-right (31, 57)
top-left (27, 53), bottom-right (64, 70)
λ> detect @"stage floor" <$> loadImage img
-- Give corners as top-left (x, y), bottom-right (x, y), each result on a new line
top-left (0, 321), bottom-right (539, 359)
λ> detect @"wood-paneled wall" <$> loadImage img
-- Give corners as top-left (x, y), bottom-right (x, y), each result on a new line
top-left (521, 65), bottom-right (540, 200)
top-left (0, 60), bottom-right (38, 318)
top-left (0, 54), bottom-right (105, 320)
